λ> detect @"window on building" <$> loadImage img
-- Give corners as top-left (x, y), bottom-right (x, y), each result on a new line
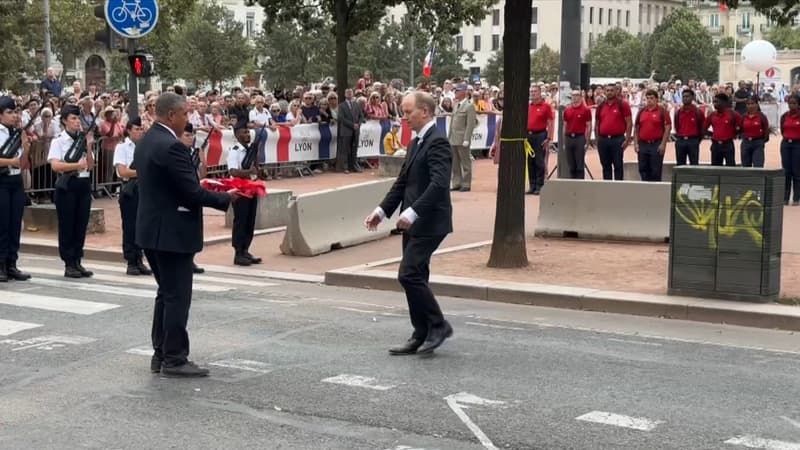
top-left (617, 9), bottom-right (621, 26)
top-left (599, 8), bottom-right (603, 25)
top-left (626, 10), bottom-right (630, 27)
top-left (474, 35), bottom-right (481, 51)
top-left (532, 7), bottom-right (538, 25)
top-left (647, 5), bottom-right (651, 25)
top-left (530, 32), bottom-right (538, 49)
top-left (492, 9), bottom-right (500, 26)
top-left (655, 6), bottom-right (660, 24)
top-left (492, 34), bottom-right (500, 50)
top-left (246, 12), bottom-right (255, 38)
top-left (589, 32), bottom-right (594, 48)
top-left (590, 7), bottom-right (594, 24)
top-left (742, 12), bottom-right (751, 28)
top-left (609, 9), bottom-right (613, 25)
top-left (456, 35), bottom-right (463, 51)
top-left (710, 14), bottom-right (719, 27)
top-left (639, 4), bottom-right (642, 24)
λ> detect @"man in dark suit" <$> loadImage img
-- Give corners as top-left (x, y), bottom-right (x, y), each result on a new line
top-left (337, 88), bottom-right (365, 173)
top-left (365, 92), bottom-right (454, 356)
top-left (134, 93), bottom-right (237, 377)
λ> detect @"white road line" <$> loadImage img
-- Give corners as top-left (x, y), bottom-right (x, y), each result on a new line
top-left (30, 277), bottom-right (153, 298)
top-left (0, 319), bottom-right (42, 336)
top-left (466, 321), bottom-right (526, 331)
top-left (322, 374), bottom-right (396, 391)
top-left (725, 435), bottom-right (800, 449)
top-left (606, 338), bottom-right (663, 347)
top-left (444, 392), bottom-right (506, 450)
top-left (125, 347), bottom-right (153, 356)
top-left (199, 264), bottom-right (324, 283)
top-left (25, 267), bottom-right (231, 292)
top-left (0, 292), bottom-right (119, 315)
top-left (209, 359), bottom-right (272, 374)
top-left (2, 335), bottom-right (96, 352)
top-left (334, 306), bottom-right (378, 314)
top-left (781, 416), bottom-right (800, 430)
top-left (575, 411), bottom-right (663, 431)
top-left (84, 263), bottom-right (280, 288)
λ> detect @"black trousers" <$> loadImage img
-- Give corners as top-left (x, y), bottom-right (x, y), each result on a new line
top-left (740, 138), bottom-right (765, 168)
top-left (54, 176), bottom-right (91, 264)
top-left (145, 249), bottom-right (194, 368)
top-left (710, 140), bottom-right (736, 166)
top-left (781, 139), bottom-right (800, 203)
top-left (564, 134), bottom-right (586, 179)
top-left (637, 141), bottom-right (664, 182)
top-left (337, 132), bottom-right (359, 171)
top-left (119, 182), bottom-right (142, 264)
top-left (398, 233), bottom-right (447, 340)
top-left (526, 131), bottom-right (548, 190)
top-left (597, 135), bottom-right (626, 180)
top-left (675, 136), bottom-right (700, 166)
top-left (232, 195), bottom-right (258, 252)
top-left (0, 174), bottom-right (25, 264)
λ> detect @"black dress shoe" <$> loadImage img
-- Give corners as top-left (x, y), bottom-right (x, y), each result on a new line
top-left (0, 263), bottom-right (8, 282)
top-left (389, 338), bottom-right (425, 355)
top-left (150, 355), bottom-right (163, 373)
top-left (245, 252), bottom-right (262, 264)
top-left (234, 254), bottom-right (252, 266)
top-left (6, 264), bottom-right (31, 281)
top-left (126, 263), bottom-right (143, 276)
top-left (136, 258), bottom-right (153, 275)
top-left (192, 263), bottom-right (205, 274)
top-left (161, 361), bottom-right (209, 378)
top-left (417, 321), bottom-right (453, 354)
top-left (64, 264), bottom-right (83, 279)
top-left (450, 186), bottom-right (462, 191)
top-left (75, 262), bottom-right (93, 278)
top-left (526, 189), bottom-right (537, 195)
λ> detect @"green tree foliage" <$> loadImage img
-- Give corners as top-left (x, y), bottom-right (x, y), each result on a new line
top-left (585, 28), bottom-right (649, 78)
top-left (717, 36), bottom-right (741, 50)
top-left (483, 45), bottom-right (503, 86)
top-left (650, 8), bottom-right (718, 82)
top-left (256, 20), bottom-right (335, 88)
top-left (0, 2), bottom-right (40, 90)
top-left (722, 0), bottom-right (799, 26)
top-left (530, 44), bottom-right (560, 83)
top-left (170, 2), bottom-right (252, 88)
top-left (767, 26), bottom-right (800, 50)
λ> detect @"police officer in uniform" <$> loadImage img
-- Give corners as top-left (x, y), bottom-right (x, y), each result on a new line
top-left (113, 117), bottom-right (152, 276)
top-left (0, 97), bottom-right (32, 282)
top-left (180, 123), bottom-right (206, 274)
top-left (48, 104), bottom-right (95, 278)
top-left (227, 121), bottom-right (262, 266)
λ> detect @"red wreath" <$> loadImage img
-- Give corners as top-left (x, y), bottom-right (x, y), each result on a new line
top-left (200, 178), bottom-right (267, 198)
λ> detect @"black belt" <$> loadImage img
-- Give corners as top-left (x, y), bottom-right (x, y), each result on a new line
top-left (566, 133), bottom-right (584, 138)
top-left (744, 137), bottom-right (763, 141)
top-left (639, 139), bottom-right (660, 145)
top-left (786, 139), bottom-right (799, 144)
top-left (527, 130), bottom-right (547, 134)
top-left (677, 135), bottom-right (700, 140)
top-left (600, 134), bottom-right (624, 139)
top-left (713, 139), bottom-right (733, 144)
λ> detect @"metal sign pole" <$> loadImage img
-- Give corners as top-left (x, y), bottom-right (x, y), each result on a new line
top-left (129, 39), bottom-right (139, 119)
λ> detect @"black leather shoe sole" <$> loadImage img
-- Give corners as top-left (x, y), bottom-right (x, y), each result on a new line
top-left (193, 266), bottom-right (205, 274)
top-left (389, 340), bottom-right (424, 356)
top-left (417, 324), bottom-right (453, 354)
top-left (161, 364), bottom-right (210, 378)
top-left (150, 357), bottom-right (163, 373)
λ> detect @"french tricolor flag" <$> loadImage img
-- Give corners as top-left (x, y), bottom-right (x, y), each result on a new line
top-left (422, 47), bottom-right (435, 77)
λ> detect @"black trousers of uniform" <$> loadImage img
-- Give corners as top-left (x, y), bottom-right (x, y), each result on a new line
top-left (232, 195), bottom-right (258, 253)
top-left (675, 136), bottom-right (700, 166)
top-left (145, 249), bottom-right (194, 368)
top-left (781, 139), bottom-right (800, 203)
top-left (398, 233), bottom-right (447, 341)
top-left (637, 141), bottom-right (665, 182)
top-left (0, 174), bottom-right (25, 265)
top-left (119, 182), bottom-right (142, 264)
top-left (711, 140), bottom-right (736, 166)
top-left (741, 138), bottom-right (766, 168)
top-left (526, 131), bottom-right (548, 191)
top-left (54, 176), bottom-right (91, 264)
top-left (597, 135), bottom-right (626, 180)
top-left (337, 132), bottom-right (360, 171)
top-left (563, 134), bottom-right (586, 179)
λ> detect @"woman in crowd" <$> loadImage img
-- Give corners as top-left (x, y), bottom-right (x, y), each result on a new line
top-left (437, 97), bottom-right (453, 115)
top-left (327, 93), bottom-right (339, 122)
top-left (739, 98), bottom-right (769, 168)
top-left (385, 92), bottom-right (399, 121)
top-left (780, 94), bottom-right (800, 206)
top-left (141, 98), bottom-right (156, 131)
top-left (364, 92), bottom-right (388, 121)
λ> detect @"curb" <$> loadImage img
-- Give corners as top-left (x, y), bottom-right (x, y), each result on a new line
top-left (324, 268), bottom-right (800, 332)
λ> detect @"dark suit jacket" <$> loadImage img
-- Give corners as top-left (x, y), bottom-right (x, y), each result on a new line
top-left (379, 124), bottom-right (453, 237)
top-left (337, 100), bottom-right (365, 137)
top-left (134, 123), bottom-right (230, 254)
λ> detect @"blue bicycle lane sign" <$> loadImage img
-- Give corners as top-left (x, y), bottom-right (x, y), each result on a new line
top-left (104, 0), bottom-right (159, 38)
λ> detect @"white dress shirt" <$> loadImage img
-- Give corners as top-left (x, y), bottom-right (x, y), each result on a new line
top-left (112, 137), bottom-right (135, 179)
top-left (47, 131), bottom-right (91, 178)
top-left (249, 108), bottom-right (272, 126)
top-left (0, 124), bottom-right (22, 176)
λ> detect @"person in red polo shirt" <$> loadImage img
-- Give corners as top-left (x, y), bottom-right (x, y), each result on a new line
top-left (562, 90), bottom-right (592, 179)
top-left (594, 83), bottom-right (632, 180)
top-left (673, 89), bottom-right (704, 166)
top-left (704, 93), bottom-right (740, 166)
top-left (526, 85), bottom-right (554, 195)
top-left (739, 98), bottom-right (769, 168)
top-left (780, 94), bottom-right (800, 205)
top-left (633, 89), bottom-right (671, 182)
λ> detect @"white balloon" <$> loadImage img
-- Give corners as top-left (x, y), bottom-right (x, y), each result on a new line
top-left (741, 40), bottom-right (777, 72)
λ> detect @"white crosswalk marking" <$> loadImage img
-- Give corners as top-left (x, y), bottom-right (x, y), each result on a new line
top-left (0, 319), bottom-right (43, 336)
top-left (576, 411), bottom-right (663, 431)
top-left (725, 435), bottom-right (800, 449)
top-left (30, 277), bottom-right (154, 298)
top-left (0, 292), bottom-right (119, 315)
top-left (24, 267), bottom-right (232, 292)
top-left (83, 263), bottom-right (281, 288)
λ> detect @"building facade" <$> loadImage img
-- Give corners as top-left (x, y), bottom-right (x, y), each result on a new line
top-left (688, 0), bottom-right (779, 47)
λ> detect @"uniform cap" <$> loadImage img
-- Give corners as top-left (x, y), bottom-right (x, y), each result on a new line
top-left (0, 96), bottom-right (16, 112)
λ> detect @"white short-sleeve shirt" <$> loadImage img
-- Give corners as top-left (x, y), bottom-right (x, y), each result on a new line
top-left (112, 137), bottom-right (135, 179)
top-left (249, 108), bottom-right (272, 126)
top-left (48, 131), bottom-right (91, 178)
top-left (0, 124), bottom-right (22, 176)
top-left (227, 143), bottom-right (246, 171)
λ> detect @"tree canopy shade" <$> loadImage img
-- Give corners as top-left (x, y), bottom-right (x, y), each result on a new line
top-left (0, 2), bottom-right (40, 90)
top-left (721, 0), bottom-right (800, 26)
top-left (717, 36), bottom-right (741, 50)
top-left (585, 28), bottom-right (649, 78)
top-left (649, 8), bottom-right (718, 82)
top-left (484, 43), bottom-right (560, 85)
top-left (767, 26), bottom-right (800, 50)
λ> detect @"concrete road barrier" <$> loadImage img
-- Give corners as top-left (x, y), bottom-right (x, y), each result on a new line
top-left (623, 160), bottom-right (677, 182)
top-left (534, 179), bottom-right (671, 242)
top-left (280, 179), bottom-right (397, 256)
top-left (225, 188), bottom-right (292, 229)
top-left (378, 155), bottom-right (405, 177)
top-left (24, 204), bottom-right (105, 234)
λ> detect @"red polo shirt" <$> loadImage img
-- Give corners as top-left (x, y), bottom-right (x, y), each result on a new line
top-left (782, 111), bottom-right (800, 140)
top-left (675, 106), bottom-right (702, 137)
top-left (704, 110), bottom-right (740, 141)
top-left (740, 113), bottom-right (766, 139)
top-left (527, 101), bottom-right (554, 132)
top-left (597, 99), bottom-right (632, 136)
top-left (637, 106), bottom-right (671, 141)
top-left (563, 104), bottom-right (592, 134)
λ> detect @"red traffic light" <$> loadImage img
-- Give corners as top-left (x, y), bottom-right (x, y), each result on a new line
top-left (128, 53), bottom-right (153, 78)
top-left (133, 57), bottom-right (143, 76)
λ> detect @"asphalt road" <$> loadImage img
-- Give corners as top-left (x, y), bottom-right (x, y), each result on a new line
top-left (1, 255), bottom-right (799, 450)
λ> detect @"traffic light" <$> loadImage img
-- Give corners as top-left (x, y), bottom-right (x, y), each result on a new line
top-left (94, 4), bottom-right (124, 51)
top-left (129, 52), bottom-right (154, 78)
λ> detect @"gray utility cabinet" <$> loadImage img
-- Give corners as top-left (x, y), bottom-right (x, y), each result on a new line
top-left (668, 166), bottom-right (784, 303)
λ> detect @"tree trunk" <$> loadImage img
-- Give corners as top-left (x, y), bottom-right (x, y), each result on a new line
top-left (334, 0), bottom-right (349, 99)
top-left (487, 0), bottom-right (530, 269)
